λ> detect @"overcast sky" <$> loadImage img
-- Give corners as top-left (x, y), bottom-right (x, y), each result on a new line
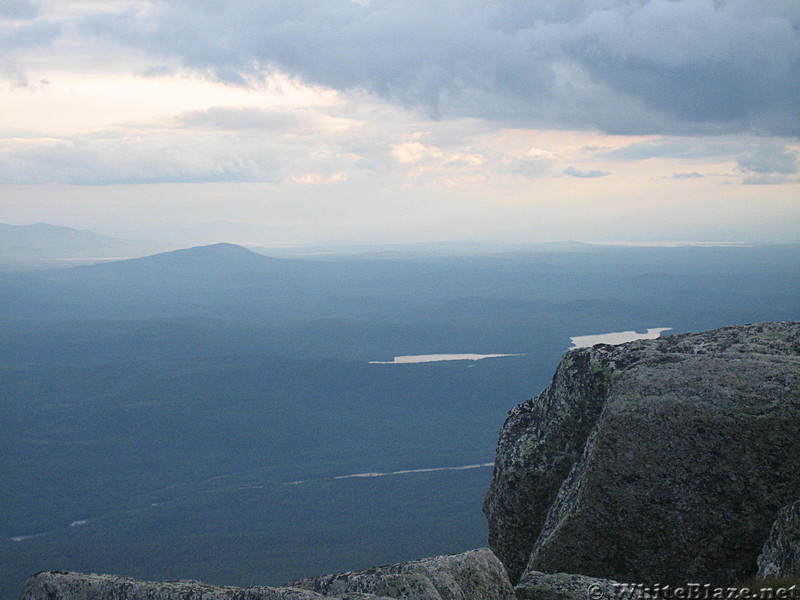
top-left (1, 0), bottom-right (798, 245)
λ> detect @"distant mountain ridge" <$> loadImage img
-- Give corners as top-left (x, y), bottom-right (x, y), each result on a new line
top-left (37, 242), bottom-right (289, 284)
top-left (0, 223), bottom-right (173, 270)
top-left (80, 242), bottom-right (276, 270)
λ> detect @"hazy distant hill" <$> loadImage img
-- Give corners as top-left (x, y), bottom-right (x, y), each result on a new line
top-left (39, 242), bottom-right (287, 284)
top-left (3, 241), bottom-right (798, 328)
top-left (0, 223), bottom-right (173, 270)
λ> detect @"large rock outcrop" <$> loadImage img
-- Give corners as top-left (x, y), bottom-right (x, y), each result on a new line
top-left (484, 322), bottom-right (800, 586)
top-left (757, 500), bottom-right (800, 578)
top-left (288, 548), bottom-right (514, 600)
top-left (19, 549), bottom-right (514, 600)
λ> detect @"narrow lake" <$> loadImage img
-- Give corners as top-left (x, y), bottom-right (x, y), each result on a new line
top-left (285, 462), bottom-right (495, 485)
top-left (569, 327), bottom-right (672, 349)
top-left (369, 353), bottom-right (523, 364)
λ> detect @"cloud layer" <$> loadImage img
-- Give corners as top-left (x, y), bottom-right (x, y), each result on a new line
top-left (75, 0), bottom-right (800, 135)
top-left (1, 1), bottom-right (798, 244)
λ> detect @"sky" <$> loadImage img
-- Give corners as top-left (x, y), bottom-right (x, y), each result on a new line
top-left (1, 0), bottom-right (798, 246)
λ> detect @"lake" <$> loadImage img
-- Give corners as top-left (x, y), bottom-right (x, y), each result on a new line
top-left (369, 353), bottom-right (523, 364)
top-left (569, 327), bottom-right (672, 349)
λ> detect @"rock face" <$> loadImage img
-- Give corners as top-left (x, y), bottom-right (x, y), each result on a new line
top-left (19, 549), bottom-right (513, 600)
top-left (757, 500), bottom-right (800, 578)
top-left (289, 548), bottom-right (515, 600)
top-left (484, 322), bottom-right (800, 586)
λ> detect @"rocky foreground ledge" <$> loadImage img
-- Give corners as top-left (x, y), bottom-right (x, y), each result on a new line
top-left (485, 321), bottom-right (800, 587)
top-left (20, 549), bottom-right (515, 600)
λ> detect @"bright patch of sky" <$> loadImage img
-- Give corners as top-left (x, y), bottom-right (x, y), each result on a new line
top-left (1, 0), bottom-right (798, 245)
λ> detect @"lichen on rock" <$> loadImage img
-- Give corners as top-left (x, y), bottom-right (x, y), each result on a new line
top-left (757, 500), bottom-right (800, 578)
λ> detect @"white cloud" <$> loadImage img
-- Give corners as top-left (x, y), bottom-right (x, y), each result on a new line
top-left (287, 171), bottom-right (348, 185)
top-left (391, 141), bottom-right (443, 165)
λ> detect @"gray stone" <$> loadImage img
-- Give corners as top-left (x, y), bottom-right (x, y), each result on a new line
top-left (484, 322), bottom-right (800, 586)
top-left (757, 500), bottom-right (800, 578)
top-left (515, 571), bottom-right (647, 600)
top-left (482, 345), bottom-right (615, 583)
top-left (288, 548), bottom-right (516, 600)
top-left (18, 571), bottom-right (391, 600)
top-left (19, 550), bottom-right (515, 600)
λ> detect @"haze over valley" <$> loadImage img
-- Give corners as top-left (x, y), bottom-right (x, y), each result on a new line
top-left (1, 223), bottom-right (798, 599)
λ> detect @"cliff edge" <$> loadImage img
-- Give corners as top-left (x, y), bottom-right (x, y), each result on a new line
top-left (484, 321), bottom-right (800, 586)
top-left (19, 549), bottom-right (515, 600)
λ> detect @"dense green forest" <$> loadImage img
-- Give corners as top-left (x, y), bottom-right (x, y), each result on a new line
top-left (1, 238), bottom-right (798, 599)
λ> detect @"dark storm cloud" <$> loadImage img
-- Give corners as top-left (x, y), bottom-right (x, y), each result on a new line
top-left (78, 0), bottom-right (800, 135)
